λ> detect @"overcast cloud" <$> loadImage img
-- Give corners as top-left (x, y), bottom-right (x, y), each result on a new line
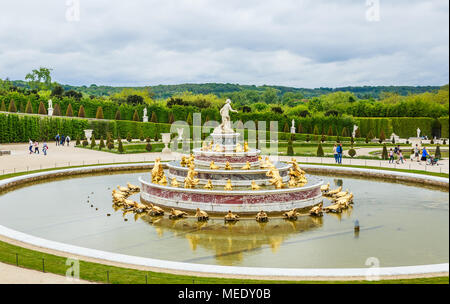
top-left (0, 0), bottom-right (448, 88)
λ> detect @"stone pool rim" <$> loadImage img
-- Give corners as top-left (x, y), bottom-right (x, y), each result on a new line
top-left (0, 163), bottom-right (448, 280)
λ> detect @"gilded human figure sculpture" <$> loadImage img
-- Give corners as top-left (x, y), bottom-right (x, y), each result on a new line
top-left (266, 167), bottom-right (284, 189)
top-left (171, 177), bottom-right (180, 187)
top-left (214, 144), bottom-right (224, 152)
top-left (243, 141), bottom-right (249, 152)
top-left (158, 174), bottom-right (168, 186)
top-left (201, 141), bottom-right (209, 151)
top-left (180, 156), bottom-right (187, 167)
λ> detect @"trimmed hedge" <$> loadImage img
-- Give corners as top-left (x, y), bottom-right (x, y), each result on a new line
top-left (357, 117), bottom-right (444, 138)
top-left (438, 117), bottom-right (449, 138)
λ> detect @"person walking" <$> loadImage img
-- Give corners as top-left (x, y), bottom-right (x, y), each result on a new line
top-left (421, 146), bottom-right (429, 162)
top-left (336, 143), bottom-right (343, 164)
top-left (42, 141), bottom-right (48, 156)
top-left (55, 134), bottom-right (60, 146)
top-left (398, 149), bottom-right (404, 164)
top-left (61, 135), bottom-right (65, 146)
top-left (333, 144), bottom-right (338, 163)
top-left (34, 141), bottom-right (39, 154)
top-left (66, 135), bottom-right (71, 146)
top-left (28, 139), bottom-right (33, 154)
top-left (389, 148), bottom-right (394, 164)
top-left (414, 144), bottom-right (420, 162)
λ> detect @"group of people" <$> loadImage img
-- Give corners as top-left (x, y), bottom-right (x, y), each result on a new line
top-left (389, 145), bottom-right (405, 164)
top-left (28, 139), bottom-right (48, 155)
top-left (55, 134), bottom-right (71, 146)
top-left (333, 143), bottom-right (344, 164)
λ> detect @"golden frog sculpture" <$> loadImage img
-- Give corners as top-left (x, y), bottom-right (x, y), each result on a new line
top-left (224, 179), bottom-right (233, 190)
top-left (224, 161), bottom-right (232, 170)
top-left (256, 210), bottom-right (268, 222)
top-left (251, 181), bottom-right (261, 190)
top-left (195, 208), bottom-right (209, 221)
top-left (184, 164), bottom-right (200, 189)
top-left (224, 210), bottom-right (239, 222)
top-left (241, 161), bottom-right (251, 170)
top-left (210, 161), bottom-right (220, 170)
top-left (204, 180), bottom-right (214, 190)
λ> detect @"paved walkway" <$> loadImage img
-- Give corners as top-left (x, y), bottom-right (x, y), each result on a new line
top-left (0, 143), bottom-right (448, 174)
top-left (0, 261), bottom-right (93, 284)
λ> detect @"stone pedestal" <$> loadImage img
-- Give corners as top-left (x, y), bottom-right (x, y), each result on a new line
top-left (161, 133), bottom-right (171, 154)
top-left (409, 137), bottom-right (422, 148)
top-left (290, 127), bottom-right (296, 134)
top-left (48, 108), bottom-right (53, 116)
top-left (143, 116), bottom-right (148, 122)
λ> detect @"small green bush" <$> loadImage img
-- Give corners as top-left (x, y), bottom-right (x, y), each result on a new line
top-left (145, 142), bottom-right (152, 152)
top-left (348, 148), bottom-right (356, 158)
top-left (82, 139), bottom-right (88, 147)
top-left (99, 136), bottom-right (105, 150)
top-left (118, 138), bottom-right (124, 153)
top-left (316, 143), bottom-right (324, 157)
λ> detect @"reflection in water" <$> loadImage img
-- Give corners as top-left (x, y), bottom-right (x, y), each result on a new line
top-left (334, 179), bottom-right (343, 187)
top-left (138, 215), bottom-right (323, 265)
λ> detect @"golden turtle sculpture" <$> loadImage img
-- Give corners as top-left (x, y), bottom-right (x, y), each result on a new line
top-left (256, 210), bottom-right (269, 222)
top-left (149, 203), bottom-right (164, 216)
top-left (309, 203), bottom-right (323, 217)
top-left (195, 208), bottom-right (209, 221)
top-left (283, 208), bottom-right (298, 220)
top-left (320, 182), bottom-right (330, 193)
top-left (224, 210), bottom-right (239, 222)
top-left (169, 208), bottom-right (188, 219)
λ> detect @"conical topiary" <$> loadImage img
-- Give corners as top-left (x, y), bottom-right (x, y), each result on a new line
top-left (25, 100), bottom-right (33, 114)
top-left (382, 144), bottom-right (388, 160)
top-left (0, 100), bottom-right (7, 112)
top-left (435, 145), bottom-right (441, 159)
top-left (132, 110), bottom-right (140, 121)
top-left (118, 138), bottom-right (124, 153)
top-left (151, 112), bottom-right (157, 123)
top-left (287, 135), bottom-right (294, 155)
top-left (115, 109), bottom-right (121, 120)
top-left (53, 103), bottom-right (61, 116)
top-left (96, 106), bottom-right (104, 119)
top-left (78, 105), bottom-right (85, 118)
top-left (99, 136), bottom-right (105, 150)
top-left (316, 143), bottom-right (324, 157)
top-left (8, 100), bottom-right (17, 112)
top-left (66, 104), bottom-right (73, 117)
top-left (186, 113), bottom-right (192, 125)
top-left (90, 134), bottom-right (96, 149)
top-left (38, 101), bottom-right (47, 115)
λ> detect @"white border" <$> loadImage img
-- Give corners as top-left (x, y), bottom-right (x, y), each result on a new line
top-left (0, 163), bottom-right (448, 278)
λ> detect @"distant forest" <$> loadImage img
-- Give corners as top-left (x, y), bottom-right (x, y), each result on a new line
top-left (10, 80), bottom-right (441, 100)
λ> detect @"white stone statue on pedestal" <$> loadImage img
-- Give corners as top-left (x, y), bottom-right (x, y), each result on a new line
top-left (47, 99), bottom-right (53, 116)
top-left (213, 99), bottom-right (238, 134)
top-left (290, 119), bottom-right (296, 134)
top-left (352, 125), bottom-right (358, 138)
top-left (417, 128), bottom-right (421, 138)
top-left (143, 108), bottom-right (148, 122)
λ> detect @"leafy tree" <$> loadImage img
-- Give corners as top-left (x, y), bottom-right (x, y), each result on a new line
top-left (298, 110), bottom-right (310, 117)
top-left (132, 110), bottom-right (140, 121)
top-left (25, 67), bottom-right (53, 90)
top-left (115, 110), bottom-right (121, 120)
top-left (271, 106), bottom-right (283, 114)
top-left (51, 84), bottom-right (64, 97)
top-left (25, 100), bottom-right (33, 114)
top-left (0, 100), bottom-right (6, 111)
top-left (96, 106), bottom-right (104, 119)
top-left (38, 101), bottom-right (47, 115)
top-left (66, 104), bottom-right (73, 117)
top-left (316, 143), bottom-right (324, 157)
top-left (53, 103), bottom-right (61, 116)
top-left (78, 105), bottom-right (85, 118)
top-left (126, 95), bottom-right (144, 105)
top-left (382, 144), bottom-right (388, 160)
top-left (151, 112), bottom-right (158, 123)
top-left (99, 136), bottom-right (105, 150)
top-left (64, 90), bottom-right (82, 100)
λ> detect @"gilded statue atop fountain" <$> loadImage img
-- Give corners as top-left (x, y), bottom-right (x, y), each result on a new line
top-left (243, 141), bottom-right (249, 152)
top-left (180, 156), bottom-right (187, 167)
top-left (184, 164), bottom-right (200, 189)
top-left (151, 158), bottom-right (164, 183)
top-left (260, 156), bottom-right (273, 169)
top-left (266, 167), bottom-right (285, 189)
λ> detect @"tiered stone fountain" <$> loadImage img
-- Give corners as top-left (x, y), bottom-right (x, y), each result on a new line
top-left (139, 100), bottom-right (323, 215)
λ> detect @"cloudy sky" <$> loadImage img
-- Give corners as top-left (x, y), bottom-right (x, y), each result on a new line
top-left (0, 0), bottom-right (448, 88)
